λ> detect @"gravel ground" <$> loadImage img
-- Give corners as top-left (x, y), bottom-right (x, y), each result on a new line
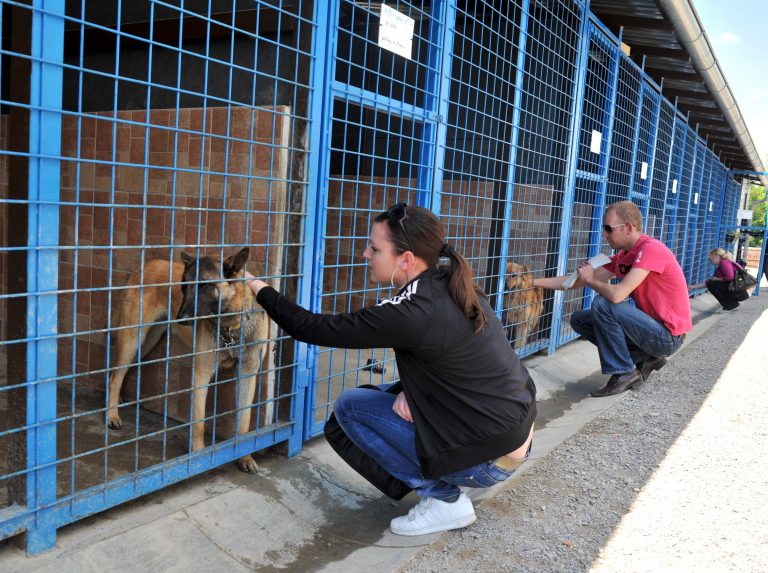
top-left (400, 293), bottom-right (768, 573)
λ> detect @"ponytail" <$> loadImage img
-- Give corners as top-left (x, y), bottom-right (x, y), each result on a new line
top-left (441, 243), bottom-right (489, 333)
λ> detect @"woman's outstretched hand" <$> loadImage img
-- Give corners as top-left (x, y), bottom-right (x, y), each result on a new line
top-left (244, 270), bottom-right (269, 297)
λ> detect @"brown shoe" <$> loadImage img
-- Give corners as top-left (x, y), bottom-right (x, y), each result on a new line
top-left (637, 356), bottom-right (668, 382)
top-left (590, 370), bottom-right (643, 397)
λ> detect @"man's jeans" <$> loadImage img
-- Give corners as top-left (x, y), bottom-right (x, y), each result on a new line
top-left (333, 386), bottom-right (523, 501)
top-left (570, 295), bottom-right (685, 375)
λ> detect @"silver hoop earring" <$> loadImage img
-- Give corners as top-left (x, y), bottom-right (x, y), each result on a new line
top-left (390, 267), bottom-right (405, 289)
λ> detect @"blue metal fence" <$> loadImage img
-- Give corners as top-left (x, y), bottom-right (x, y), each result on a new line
top-left (1, 0), bottom-right (316, 553)
top-left (1, 0), bottom-right (753, 554)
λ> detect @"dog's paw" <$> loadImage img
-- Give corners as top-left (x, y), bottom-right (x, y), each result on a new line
top-left (237, 455), bottom-right (259, 474)
top-left (107, 416), bottom-right (124, 430)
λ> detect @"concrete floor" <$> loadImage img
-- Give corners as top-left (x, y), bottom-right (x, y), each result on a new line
top-left (0, 293), bottom-right (732, 572)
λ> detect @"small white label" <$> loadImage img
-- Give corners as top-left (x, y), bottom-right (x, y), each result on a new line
top-left (590, 130), bottom-right (602, 154)
top-left (672, 179), bottom-right (678, 194)
top-left (379, 5), bottom-right (415, 60)
top-left (737, 209), bottom-right (753, 220)
top-left (640, 162), bottom-right (648, 180)
top-left (694, 192), bottom-right (699, 204)
top-left (709, 201), bottom-right (713, 212)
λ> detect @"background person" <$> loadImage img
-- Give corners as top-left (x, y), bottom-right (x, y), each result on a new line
top-left (688, 247), bottom-right (744, 311)
top-left (532, 201), bottom-right (692, 397)
top-left (246, 203), bottom-right (536, 536)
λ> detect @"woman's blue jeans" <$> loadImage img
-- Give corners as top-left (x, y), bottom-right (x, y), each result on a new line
top-left (570, 295), bottom-right (685, 375)
top-left (333, 386), bottom-right (522, 501)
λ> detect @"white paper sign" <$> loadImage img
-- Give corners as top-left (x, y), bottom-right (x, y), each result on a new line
top-left (709, 201), bottom-right (713, 212)
top-left (590, 130), bottom-right (602, 154)
top-left (694, 192), bottom-right (699, 205)
top-left (640, 162), bottom-right (648, 180)
top-left (379, 5), bottom-right (414, 60)
top-left (672, 179), bottom-right (678, 194)
top-left (737, 209), bottom-right (753, 221)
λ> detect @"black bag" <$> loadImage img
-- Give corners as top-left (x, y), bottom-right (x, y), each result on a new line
top-left (728, 264), bottom-right (757, 296)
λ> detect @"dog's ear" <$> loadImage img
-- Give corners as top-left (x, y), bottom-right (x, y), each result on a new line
top-left (223, 247), bottom-right (251, 277)
top-left (180, 251), bottom-right (195, 267)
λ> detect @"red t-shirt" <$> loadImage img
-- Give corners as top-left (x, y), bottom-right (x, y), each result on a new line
top-left (603, 235), bottom-right (692, 336)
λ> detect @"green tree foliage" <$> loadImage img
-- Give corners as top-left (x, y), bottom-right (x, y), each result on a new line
top-left (748, 185), bottom-right (766, 246)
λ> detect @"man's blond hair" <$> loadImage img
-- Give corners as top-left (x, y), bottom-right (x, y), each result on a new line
top-left (605, 201), bottom-right (642, 231)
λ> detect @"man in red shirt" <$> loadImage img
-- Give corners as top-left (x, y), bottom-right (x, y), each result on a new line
top-left (533, 201), bottom-right (691, 397)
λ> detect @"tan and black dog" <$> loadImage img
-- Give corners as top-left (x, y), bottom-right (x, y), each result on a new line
top-left (107, 247), bottom-right (268, 473)
top-left (504, 261), bottom-right (544, 351)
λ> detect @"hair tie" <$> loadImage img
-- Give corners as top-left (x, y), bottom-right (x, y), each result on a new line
top-left (439, 242), bottom-right (451, 257)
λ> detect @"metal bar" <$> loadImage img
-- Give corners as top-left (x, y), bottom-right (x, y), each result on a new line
top-left (301, 0), bottom-right (338, 441)
top-left (422, 0), bottom-right (456, 214)
top-left (25, 0), bottom-right (65, 555)
top-left (549, 5), bottom-right (591, 354)
top-left (0, 426), bottom-right (292, 541)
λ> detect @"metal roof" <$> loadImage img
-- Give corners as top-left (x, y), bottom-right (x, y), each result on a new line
top-left (590, 0), bottom-right (765, 181)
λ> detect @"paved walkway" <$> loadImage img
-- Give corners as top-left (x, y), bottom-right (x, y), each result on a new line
top-left (1, 289), bottom-right (766, 572)
top-left (591, 297), bottom-right (768, 572)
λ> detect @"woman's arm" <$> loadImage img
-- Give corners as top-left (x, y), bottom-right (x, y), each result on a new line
top-left (244, 272), bottom-right (428, 349)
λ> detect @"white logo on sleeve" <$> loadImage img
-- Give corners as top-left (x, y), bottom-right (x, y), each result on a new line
top-left (376, 280), bottom-right (419, 306)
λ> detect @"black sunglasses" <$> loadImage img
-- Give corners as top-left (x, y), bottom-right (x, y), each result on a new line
top-left (603, 223), bottom-right (627, 234)
top-left (386, 202), bottom-right (415, 253)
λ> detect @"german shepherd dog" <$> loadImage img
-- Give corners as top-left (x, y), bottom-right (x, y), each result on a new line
top-left (504, 262), bottom-right (544, 351)
top-left (107, 247), bottom-right (268, 473)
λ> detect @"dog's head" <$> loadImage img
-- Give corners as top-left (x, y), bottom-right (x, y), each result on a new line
top-left (506, 262), bottom-right (533, 290)
top-left (176, 247), bottom-right (250, 325)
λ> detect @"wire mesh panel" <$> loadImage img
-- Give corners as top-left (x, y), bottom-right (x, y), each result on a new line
top-left (441, 0), bottom-right (551, 357)
top-left (308, 0), bottom-right (445, 436)
top-left (631, 85), bottom-right (660, 216)
top-left (704, 162), bottom-right (725, 253)
top-left (439, 1), bottom-right (519, 287)
top-left (1, 0), bottom-right (315, 553)
top-left (697, 150), bottom-right (718, 282)
top-left (679, 126), bottom-right (698, 280)
top-left (555, 22), bottom-right (619, 348)
top-left (606, 57), bottom-right (641, 204)
top-left (664, 117), bottom-right (687, 259)
top-left (687, 140), bottom-right (710, 285)
top-left (507, 0), bottom-right (582, 355)
top-left (648, 99), bottom-right (674, 239)
top-left (439, 0), bottom-right (521, 314)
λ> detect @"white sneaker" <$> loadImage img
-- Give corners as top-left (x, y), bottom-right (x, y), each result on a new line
top-left (389, 493), bottom-right (476, 536)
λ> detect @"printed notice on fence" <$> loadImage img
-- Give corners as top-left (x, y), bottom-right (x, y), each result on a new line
top-left (590, 130), bottom-right (602, 154)
top-left (379, 4), bottom-right (414, 60)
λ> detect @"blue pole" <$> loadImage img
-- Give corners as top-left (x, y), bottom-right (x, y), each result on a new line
top-left (25, 0), bottom-right (65, 555)
top-left (549, 5), bottom-right (592, 354)
top-left (299, 0), bottom-right (337, 444)
top-left (424, 0), bottom-right (457, 216)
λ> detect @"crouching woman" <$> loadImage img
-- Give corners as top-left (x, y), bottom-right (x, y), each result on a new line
top-left (688, 247), bottom-right (746, 311)
top-left (246, 203), bottom-right (536, 536)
